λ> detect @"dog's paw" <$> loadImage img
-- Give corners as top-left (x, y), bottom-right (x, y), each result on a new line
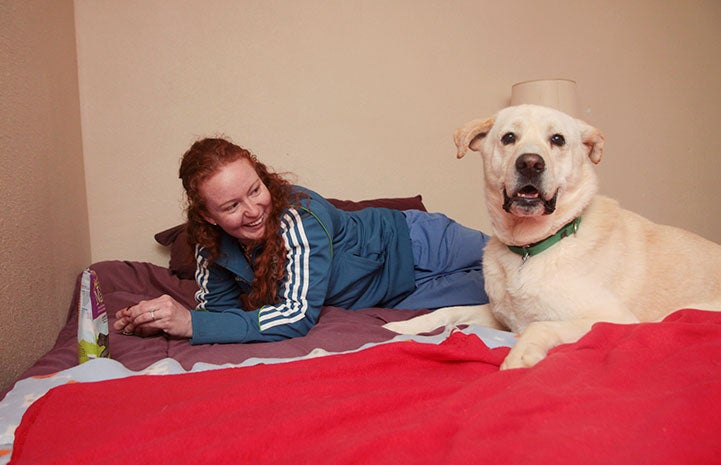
top-left (499, 321), bottom-right (560, 370)
top-left (384, 305), bottom-right (499, 335)
top-left (499, 319), bottom-right (598, 370)
top-left (383, 317), bottom-right (439, 335)
top-left (500, 340), bottom-right (548, 370)
top-left (382, 320), bottom-right (410, 334)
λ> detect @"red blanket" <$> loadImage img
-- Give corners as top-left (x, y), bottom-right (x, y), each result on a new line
top-left (11, 310), bottom-right (721, 465)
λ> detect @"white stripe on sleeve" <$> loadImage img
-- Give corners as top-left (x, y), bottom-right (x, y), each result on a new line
top-left (258, 209), bottom-right (311, 330)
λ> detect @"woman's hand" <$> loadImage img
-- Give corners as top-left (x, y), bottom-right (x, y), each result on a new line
top-left (113, 294), bottom-right (193, 339)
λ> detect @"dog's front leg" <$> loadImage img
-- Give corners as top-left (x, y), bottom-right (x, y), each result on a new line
top-left (500, 312), bottom-right (640, 370)
top-left (383, 304), bottom-right (502, 334)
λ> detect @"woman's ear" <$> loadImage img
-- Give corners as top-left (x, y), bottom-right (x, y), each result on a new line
top-left (201, 213), bottom-right (217, 226)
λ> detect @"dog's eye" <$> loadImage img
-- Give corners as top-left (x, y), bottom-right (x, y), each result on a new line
top-left (501, 133), bottom-right (516, 145)
top-left (550, 134), bottom-right (566, 147)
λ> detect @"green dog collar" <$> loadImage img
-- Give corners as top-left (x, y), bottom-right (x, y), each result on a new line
top-left (508, 217), bottom-right (581, 261)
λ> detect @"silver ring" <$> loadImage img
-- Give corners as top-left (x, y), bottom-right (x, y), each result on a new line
top-left (122, 330), bottom-right (133, 336)
top-left (150, 309), bottom-right (156, 320)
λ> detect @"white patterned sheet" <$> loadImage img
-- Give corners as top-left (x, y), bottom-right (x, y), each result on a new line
top-left (0, 325), bottom-right (514, 464)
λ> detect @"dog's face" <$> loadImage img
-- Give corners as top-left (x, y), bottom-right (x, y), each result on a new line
top-left (455, 104), bottom-right (605, 243)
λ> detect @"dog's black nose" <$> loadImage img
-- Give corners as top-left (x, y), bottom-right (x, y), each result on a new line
top-left (515, 153), bottom-right (545, 178)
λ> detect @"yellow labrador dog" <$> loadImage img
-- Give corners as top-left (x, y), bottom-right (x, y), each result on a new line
top-left (385, 104), bottom-right (721, 370)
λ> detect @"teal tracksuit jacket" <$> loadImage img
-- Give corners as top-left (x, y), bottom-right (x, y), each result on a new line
top-left (190, 186), bottom-right (416, 344)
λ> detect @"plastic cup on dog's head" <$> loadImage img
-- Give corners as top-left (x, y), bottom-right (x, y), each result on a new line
top-left (511, 79), bottom-right (580, 118)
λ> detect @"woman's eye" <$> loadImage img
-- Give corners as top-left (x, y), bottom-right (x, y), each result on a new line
top-left (224, 202), bottom-right (238, 212)
top-left (550, 134), bottom-right (566, 147)
top-left (501, 132), bottom-right (516, 145)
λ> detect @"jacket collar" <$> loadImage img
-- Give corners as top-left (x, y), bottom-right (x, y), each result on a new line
top-left (215, 232), bottom-right (255, 282)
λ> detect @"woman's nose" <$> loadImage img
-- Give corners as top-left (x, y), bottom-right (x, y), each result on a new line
top-left (244, 200), bottom-right (260, 217)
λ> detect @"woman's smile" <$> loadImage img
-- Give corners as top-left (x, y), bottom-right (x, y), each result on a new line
top-left (245, 214), bottom-right (264, 228)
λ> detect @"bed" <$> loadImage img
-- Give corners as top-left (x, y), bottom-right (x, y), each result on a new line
top-left (1, 194), bottom-right (720, 465)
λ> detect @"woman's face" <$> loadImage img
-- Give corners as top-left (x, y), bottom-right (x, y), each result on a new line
top-left (199, 158), bottom-right (272, 246)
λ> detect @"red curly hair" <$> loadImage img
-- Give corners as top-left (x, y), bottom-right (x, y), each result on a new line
top-left (179, 138), bottom-right (302, 310)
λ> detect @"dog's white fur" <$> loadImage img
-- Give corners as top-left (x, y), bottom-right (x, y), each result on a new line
top-left (385, 104), bottom-right (721, 370)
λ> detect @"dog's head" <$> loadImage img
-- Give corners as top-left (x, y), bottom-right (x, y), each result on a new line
top-left (454, 104), bottom-right (604, 245)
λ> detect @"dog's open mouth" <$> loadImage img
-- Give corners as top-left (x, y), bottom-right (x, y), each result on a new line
top-left (503, 186), bottom-right (558, 216)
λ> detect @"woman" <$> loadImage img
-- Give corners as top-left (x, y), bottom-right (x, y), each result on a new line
top-left (114, 138), bottom-right (489, 343)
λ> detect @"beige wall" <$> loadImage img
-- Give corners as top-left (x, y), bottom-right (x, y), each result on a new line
top-left (0, 0), bottom-right (90, 391)
top-left (75, 0), bottom-right (721, 268)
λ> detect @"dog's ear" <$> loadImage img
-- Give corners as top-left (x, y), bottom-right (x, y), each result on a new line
top-left (453, 117), bottom-right (495, 159)
top-left (578, 120), bottom-right (605, 164)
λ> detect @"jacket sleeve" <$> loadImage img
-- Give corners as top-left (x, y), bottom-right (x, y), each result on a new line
top-left (189, 207), bottom-right (333, 344)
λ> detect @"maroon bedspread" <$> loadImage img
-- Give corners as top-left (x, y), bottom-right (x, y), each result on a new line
top-left (10, 309), bottom-right (721, 465)
top-left (3, 261), bottom-right (423, 397)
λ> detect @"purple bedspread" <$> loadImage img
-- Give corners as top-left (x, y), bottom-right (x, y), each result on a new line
top-left (2, 260), bottom-right (426, 398)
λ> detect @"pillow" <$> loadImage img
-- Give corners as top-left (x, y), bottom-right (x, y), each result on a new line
top-left (326, 194), bottom-right (427, 212)
top-left (154, 224), bottom-right (196, 280)
top-left (155, 194), bottom-right (427, 279)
